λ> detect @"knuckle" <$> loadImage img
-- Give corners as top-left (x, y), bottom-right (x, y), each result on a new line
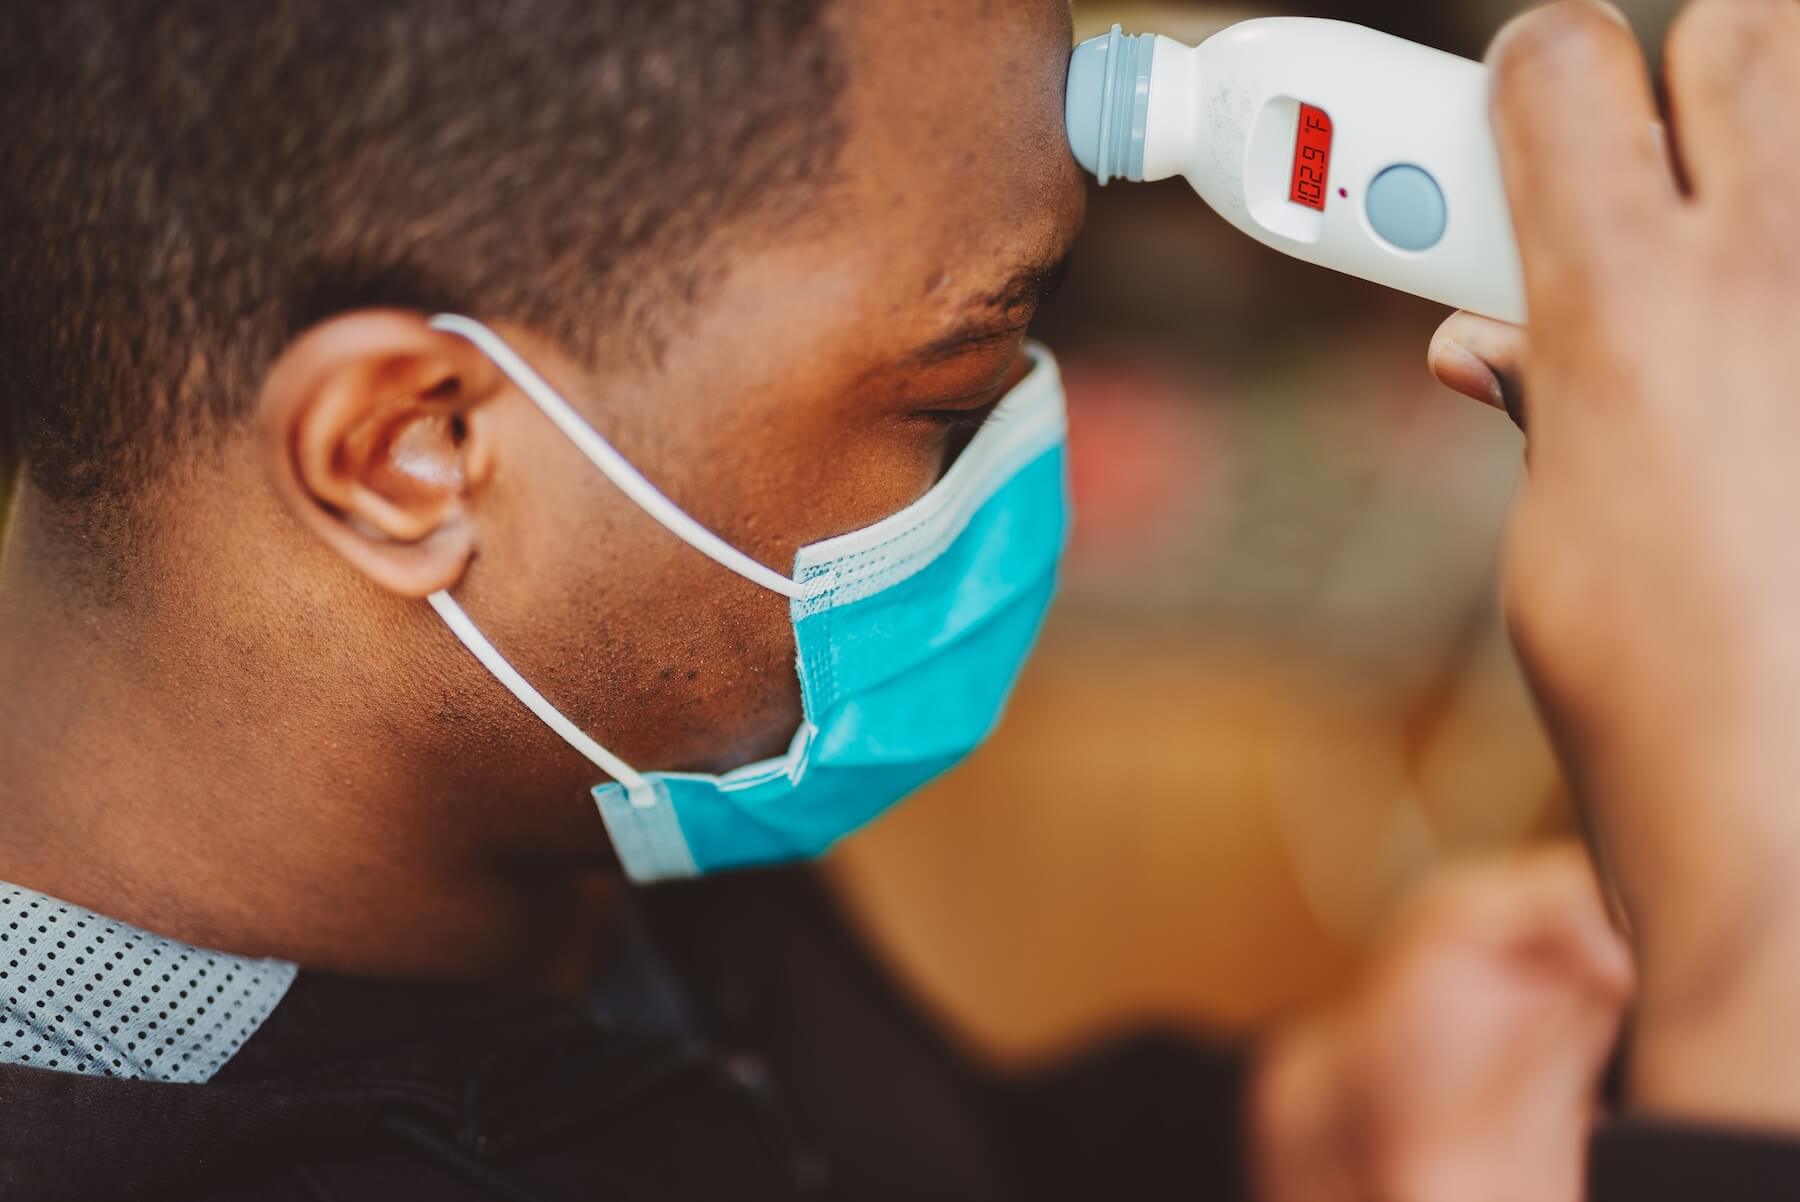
top-left (1490, 0), bottom-right (1634, 93)
top-left (1501, 528), bottom-right (1590, 662)
top-left (1503, 533), bottom-right (1627, 702)
top-left (1501, 583), bottom-right (1560, 673)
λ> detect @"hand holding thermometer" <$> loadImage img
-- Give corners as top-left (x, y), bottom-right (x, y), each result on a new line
top-left (1066, 19), bottom-right (1527, 324)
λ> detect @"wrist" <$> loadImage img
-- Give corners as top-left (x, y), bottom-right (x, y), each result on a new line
top-left (1630, 954), bottom-right (1800, 1129)
top-left (1629, 880), bottom-right (1800, 1127)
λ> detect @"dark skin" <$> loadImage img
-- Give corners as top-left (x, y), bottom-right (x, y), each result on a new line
top-left (0, 2), bottom-right (1666, 1193)
top-left (0, 0), bottom-right (1084, 983)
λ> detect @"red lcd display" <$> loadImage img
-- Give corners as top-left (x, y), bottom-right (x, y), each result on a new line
top-left (1290, 104), bottom-right (1334, 211)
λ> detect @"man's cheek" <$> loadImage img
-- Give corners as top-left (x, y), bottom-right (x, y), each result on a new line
top-left (681, 584), bottom-right (802, 772)
top-left (607, 568), bottom-right (800, 775)
top-left (581, 429), bottom-right (944, 772)
top-left (727, 431), bottom-right (948, 557)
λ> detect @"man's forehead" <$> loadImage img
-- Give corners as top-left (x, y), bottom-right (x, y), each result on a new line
top-left (621, 0), bottom-right (1080, 391)
top-left (828, 0), bottom-right (1080, 309)
top-left (835, 0), bottom-right (1073, 192)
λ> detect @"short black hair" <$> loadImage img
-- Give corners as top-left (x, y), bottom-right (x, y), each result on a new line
top-left (0, 0), bottom-right (844, 517)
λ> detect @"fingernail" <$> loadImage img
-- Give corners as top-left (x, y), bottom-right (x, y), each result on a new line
top-left (1490, 0), bottom-right (1633, 62)
top-left (1436, 341), bottom-right (1508, 411)
top-left (1488, 11), bottom-right (1531, 61)
top-left (1589, 0), bottom-right (1633, 33)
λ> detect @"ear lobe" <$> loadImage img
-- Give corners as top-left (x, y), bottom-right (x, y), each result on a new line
top-left (261, 310), bottom-right (502, 599)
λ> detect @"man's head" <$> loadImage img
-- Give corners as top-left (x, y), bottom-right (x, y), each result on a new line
top-left (0, 0), bottom-right (1082, 882)
top-left (2, 0), bottom-right (852, 528)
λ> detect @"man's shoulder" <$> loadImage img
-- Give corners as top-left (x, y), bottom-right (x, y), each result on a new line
top-left (2, 969), bottom-right (808, 1202)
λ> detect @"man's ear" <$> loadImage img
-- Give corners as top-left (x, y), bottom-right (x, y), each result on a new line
top-left (259, 310), bottom-right (503, 598)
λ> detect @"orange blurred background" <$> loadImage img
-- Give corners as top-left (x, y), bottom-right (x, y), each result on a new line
top-left (823, 0), bottom-right (1682, 1068)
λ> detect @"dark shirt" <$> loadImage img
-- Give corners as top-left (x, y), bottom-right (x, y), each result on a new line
top-left (0, 867), bottom-right (1791, 1200)
top-left (0, 869), bottom-right (1244, 1201)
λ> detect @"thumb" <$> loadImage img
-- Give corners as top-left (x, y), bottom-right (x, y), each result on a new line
top-left (1430, 311), bottom-right (1529, 430)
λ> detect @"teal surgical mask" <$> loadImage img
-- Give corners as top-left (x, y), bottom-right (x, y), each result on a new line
top-left (426, 315), bottom-right (1070, 883)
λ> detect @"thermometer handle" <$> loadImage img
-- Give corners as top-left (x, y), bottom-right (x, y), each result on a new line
top-left (1069, 19), bottom-right (1528, 324)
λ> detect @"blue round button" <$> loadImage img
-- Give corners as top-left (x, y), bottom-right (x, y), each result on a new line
top-left (1364, 164), bottom-right (1447, 252)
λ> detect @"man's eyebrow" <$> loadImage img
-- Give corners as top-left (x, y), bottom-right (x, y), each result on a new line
top-left (905, 249), bottom-right (1075, 367)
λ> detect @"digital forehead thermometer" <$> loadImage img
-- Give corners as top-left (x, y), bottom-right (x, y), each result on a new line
top-left (1066, 19), bottom-right (1526, 324)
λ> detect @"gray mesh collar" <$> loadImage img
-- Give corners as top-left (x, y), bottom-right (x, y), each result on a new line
top-left (0, 882), bottom-right (295, 1083)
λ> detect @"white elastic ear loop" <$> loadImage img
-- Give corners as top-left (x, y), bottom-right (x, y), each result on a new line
top-left (429, 313), bottom-right (806, 601)
top-left (427, 590), bottom-right (659, 805)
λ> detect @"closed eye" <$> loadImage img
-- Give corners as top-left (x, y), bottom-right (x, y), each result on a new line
top-left (915, 399), bottom-right (1005, 430)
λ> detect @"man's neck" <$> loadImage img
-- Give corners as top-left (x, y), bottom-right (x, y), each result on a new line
top-left (0, 503), bottom-right (621, 992)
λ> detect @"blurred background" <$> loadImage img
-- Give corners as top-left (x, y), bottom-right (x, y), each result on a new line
top-left (0, 0), bottom-right (1683, 1069)
top-left (823, 0), bottom-right (1685, 1069)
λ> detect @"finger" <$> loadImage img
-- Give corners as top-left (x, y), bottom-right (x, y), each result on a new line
top-left (1429, 312), bottom-right (1528, 427)
top-left (1413, 845), bottom-right (1633, 1001)
top-left (1663, 0), bottom-right (1800, 211)
top-left (1487, 2), bottom-right (1675, 320)
top-left (1502, 844), bottom-right (1636, 1002)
